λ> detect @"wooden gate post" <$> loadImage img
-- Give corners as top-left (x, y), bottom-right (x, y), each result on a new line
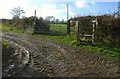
top-left (75, 21), bottom-right (80, 42)
top-left (67, 20), bottom-right (70, 35)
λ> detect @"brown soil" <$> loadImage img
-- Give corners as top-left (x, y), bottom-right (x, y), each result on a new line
top-left (1, 30), bottom-right (119, 77)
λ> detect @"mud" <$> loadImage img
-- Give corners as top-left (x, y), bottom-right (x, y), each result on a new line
top-left (1, 30), bottom-right (119, 77)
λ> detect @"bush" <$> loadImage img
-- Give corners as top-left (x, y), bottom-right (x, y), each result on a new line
top-left (2, 16), bottom-right (50, 33)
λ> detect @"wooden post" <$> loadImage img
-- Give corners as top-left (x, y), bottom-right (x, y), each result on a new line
top-left (75, 21), bottom-right (80, 42)
top-left (92, 23), bottom-right (95, 43)
top-left (67, 20), bottom-right (70, 35)
top-left (95, 18), bottom-right (99, 42)
top-left (91, 18), bottom-right (98, 43)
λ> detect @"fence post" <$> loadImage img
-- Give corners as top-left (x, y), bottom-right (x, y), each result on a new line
top-left (92, 18), bottom-right (98, 43)
top-left (92, 23), bottom-right (95, 43)
top-left (67, 20), bottom-right (70, 35)
top-left (75, 21), bottom-right (80, 42)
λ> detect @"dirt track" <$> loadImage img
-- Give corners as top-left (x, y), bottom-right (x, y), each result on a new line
top-left (1, 30), bottom-right (119, 77)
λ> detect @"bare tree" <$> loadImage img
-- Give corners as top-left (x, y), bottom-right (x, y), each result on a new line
top-left (10, 6), bottom-right (25, 18)
top-left (55, 19), bottom-right (59, 23)
top-left (45, 16), bottom-right (55, 23)
top-left (61, 19), bottom-right (64, 23)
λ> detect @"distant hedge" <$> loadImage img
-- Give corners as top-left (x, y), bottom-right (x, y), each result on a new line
top-left (2, 17), bottom-right (50, 33)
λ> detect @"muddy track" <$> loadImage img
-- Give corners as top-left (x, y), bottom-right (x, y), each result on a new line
top-left (1, 30), bottom-right (119, 77)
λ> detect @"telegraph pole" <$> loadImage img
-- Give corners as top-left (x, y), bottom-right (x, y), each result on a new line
top-left (67, 4), bottom-right (70, 35)
top-left (67, 4), bottom-right (69, 20)
top-left (118, 1), bottom-right (120, 14)
top-left (33, 10), bottom-right (36, 33)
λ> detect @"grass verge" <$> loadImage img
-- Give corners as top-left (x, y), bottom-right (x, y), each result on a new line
top-left (0, 25), bottom-right (26, 33)
top-left (71, 41), bottom-right (119, 60)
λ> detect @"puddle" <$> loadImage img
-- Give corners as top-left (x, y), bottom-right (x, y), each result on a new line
top-left (2, 40), bottom-right (30, 77)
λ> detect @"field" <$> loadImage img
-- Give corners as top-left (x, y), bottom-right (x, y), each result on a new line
top-left (49, 23), bottom-right (67, 35)
top-left (50, 24), bottom-right (67, 32)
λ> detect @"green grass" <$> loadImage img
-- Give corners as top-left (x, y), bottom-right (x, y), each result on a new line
top-left (0, 40), bottom-right (2, 44)
top-left (50, 24), bottom-right (67, 34)
top-left (0, 25), bottom-right (2, 30)
top-left (1, 25), bottom-right (25, 33)
top-left (49, 24), bottom-right (75, 35)
top-left (33, 34), bottom-right (74, 45)
top-left (71, 41), bottom-right (119, 60)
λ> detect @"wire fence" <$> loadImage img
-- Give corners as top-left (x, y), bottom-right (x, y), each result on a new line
top-left (33, 23), bottom-right (67, 36)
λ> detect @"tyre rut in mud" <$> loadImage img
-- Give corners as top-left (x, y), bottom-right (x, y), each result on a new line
top-left (1, 31), bottom-right (119, 77)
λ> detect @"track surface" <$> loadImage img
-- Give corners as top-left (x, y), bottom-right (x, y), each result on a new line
top-left (1, 30), bottom-right (119, 77)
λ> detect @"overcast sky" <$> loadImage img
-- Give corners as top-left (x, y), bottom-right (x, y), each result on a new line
top-left (0, 0), bottom-right (119, 21)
